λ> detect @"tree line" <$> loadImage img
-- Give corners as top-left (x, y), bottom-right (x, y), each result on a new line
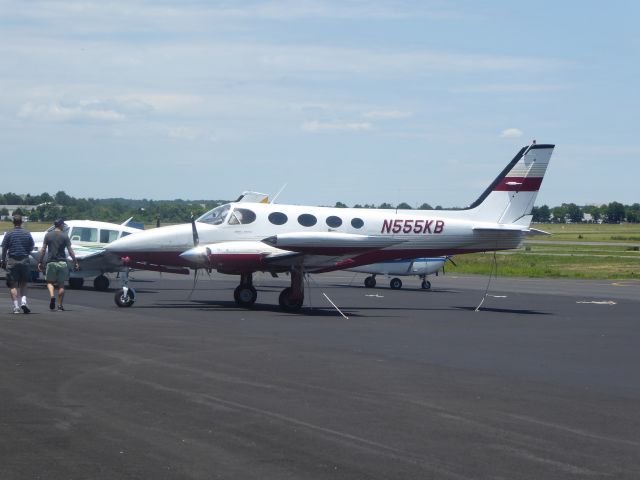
top-left (1, 192), bottom-right (638, 224)
top-left (531, 202), bottom-right (639, 223)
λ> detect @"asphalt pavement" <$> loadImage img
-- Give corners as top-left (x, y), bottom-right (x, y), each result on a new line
top-left (1, 272), bottom-right (639, 479)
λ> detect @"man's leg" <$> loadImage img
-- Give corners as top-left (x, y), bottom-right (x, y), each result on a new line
top-left (47, 282), bottom-right (56, 309)
top-left (18, 280), bottom-right (30, 313)
top-left (57, 284), bottom-right (65, 309)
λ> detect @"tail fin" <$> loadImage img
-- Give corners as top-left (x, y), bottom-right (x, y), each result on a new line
top-left (467, 143), bottom-right (554, 224)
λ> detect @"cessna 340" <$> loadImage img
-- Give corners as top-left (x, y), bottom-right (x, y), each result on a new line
top-left (105, 142), bottom-right (554, 311)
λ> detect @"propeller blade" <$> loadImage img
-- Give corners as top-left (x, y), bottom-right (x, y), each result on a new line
top-left (446, 255), bottom-right (457, 267)
top-left (190, 213), bottom-right (199, 246)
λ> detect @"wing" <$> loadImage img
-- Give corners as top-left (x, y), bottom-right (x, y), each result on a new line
top-left (179, 233), bottom-right (406, 274)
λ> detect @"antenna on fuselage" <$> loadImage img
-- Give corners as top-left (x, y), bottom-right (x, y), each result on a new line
top-left (270, 183), bottom-right (287, 204)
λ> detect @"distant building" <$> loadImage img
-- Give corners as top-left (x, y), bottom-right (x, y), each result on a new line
top-left (0, 204), bottom-right (38, 221)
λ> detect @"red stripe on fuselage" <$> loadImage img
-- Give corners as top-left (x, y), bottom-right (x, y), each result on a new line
top-left (494, 176), bottom-right (542, 191)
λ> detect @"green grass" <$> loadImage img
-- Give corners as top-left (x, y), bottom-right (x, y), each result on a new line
top-left (535, 223), bottom-right (640, 243)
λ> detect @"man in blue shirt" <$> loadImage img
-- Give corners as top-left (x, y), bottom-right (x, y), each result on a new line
top-left (1, 214), bottom-right (35, 313)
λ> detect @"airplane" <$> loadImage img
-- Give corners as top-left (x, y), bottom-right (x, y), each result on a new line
top-left (348, 256), bottom-right (450, 290)
top-left (104, 142), bottom-right (554, 311)
top-left (1, 219), bottom-right (143, 290)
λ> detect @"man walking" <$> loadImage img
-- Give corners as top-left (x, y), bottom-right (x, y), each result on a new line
top-left (37, 218), bottom-right (79, 311)
top-left (1, 214), bottom-right (35, 314)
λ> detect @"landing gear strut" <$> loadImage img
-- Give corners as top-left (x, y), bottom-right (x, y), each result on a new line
top-left (279, 266), bottom-right (304, 312)
top-left (234, 272), bottom-right (257, 307)
top-left (114, 266), bottom-right (135, 307)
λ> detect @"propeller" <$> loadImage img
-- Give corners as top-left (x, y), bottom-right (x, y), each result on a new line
top-left (441, 255), bottom-right (457, 275)
top-left (190, 213), bottom-right (199, 247)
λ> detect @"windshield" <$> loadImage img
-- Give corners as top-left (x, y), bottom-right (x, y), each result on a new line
top-left (197, 204), bottom-right (230, 225)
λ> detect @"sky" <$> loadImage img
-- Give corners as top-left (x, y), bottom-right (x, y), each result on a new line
top-left (1, 0), bottom-right (638, 208)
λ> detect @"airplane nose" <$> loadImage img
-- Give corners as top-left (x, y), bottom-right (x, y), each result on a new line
top-left (179, 246), bottom-right (210, 267)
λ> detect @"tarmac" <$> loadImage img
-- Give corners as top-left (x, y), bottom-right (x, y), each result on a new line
top-left (1, 271), bottom-right (639, 479)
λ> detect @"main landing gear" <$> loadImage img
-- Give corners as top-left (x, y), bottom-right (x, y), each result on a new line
top-left (363, 274), bottom-right (403, 290)
top-left (278, 266), bottom-right (304, 312)
top-left (232, 267), bottom-right (305, 312)
top-left (114, 266), bottom-right (135, 307)
top-left (363, 274), bottom-right (431, 290)
top-left (94, 274), bottom-right (110, 291)
top-left (234, 273), bottom-right (257, 307)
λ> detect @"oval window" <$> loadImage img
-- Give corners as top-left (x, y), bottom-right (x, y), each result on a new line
top-left (268, 212), bottom-right (288, 225)
top-left (298, 213), bottom-right (317, 227)
top-left (326, 216), bottom-right (342, 228)
top-left (228, 208), bottom-right (256, 225)
top-left (351, 218), bottom-right (364, 229)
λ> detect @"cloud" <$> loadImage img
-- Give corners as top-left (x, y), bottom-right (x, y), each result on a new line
top-left (301, 121), bottom-right (373, 133)
top-left (362, 110), bottom-right (412, 120)
top-left (18, 100), bottom-right (127, 123)
top-left (449, 83), bottom-right (572, 94)
top-left (500, 128), bottom-right (523, 139)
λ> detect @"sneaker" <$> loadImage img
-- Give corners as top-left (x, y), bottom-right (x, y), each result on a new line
top-left (12, 306), bottom-right (22, 314)
top-left (57, 305), bottom-right (65, 311)
top-left (21, 304), bottom-right (31, 314)
top-left (49, 298), bottom-right (56, 310)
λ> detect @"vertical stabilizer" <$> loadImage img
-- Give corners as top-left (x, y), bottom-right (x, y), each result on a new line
top-left (467, 143), bottom-right (554, 224)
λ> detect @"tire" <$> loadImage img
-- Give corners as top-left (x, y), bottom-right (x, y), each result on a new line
top-left (278, 287), bottom-right (303, 312)
top-left (390, 278), bottom-right (402, 290)
top-left (68, 277), bottom-right (84, 289)
top-left (93, 275), bottom-right (110, 291)
top-left (114, 288), bottom-right (135, 307)
top-left (421, 280), bottom-right (431, 290)
top-left (234, 285), bottom-right (257, 307)
top-left (364, 276), bottom-right (376, 288)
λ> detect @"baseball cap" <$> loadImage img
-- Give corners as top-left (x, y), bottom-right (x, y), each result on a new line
top-left (54, 218), bottom-right (66, 227)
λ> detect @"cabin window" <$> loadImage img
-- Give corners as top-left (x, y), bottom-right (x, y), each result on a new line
top-left (351, 218), bottom-right (364, 229)
top-left (197, 204), bottom-right (230, 225)
top-left (298, 214), bottom-right (317, 227)
top-left (326, 216), bottom-right (342, 228)
top-left (268, 212), bottom-right (288, 225)
top-left (100, 229), bottom-right (120, 243)
top-left (70, 227), bottom-right (98, 242)
top-left (120, 231), bottom-right (132, 238)
top-left (228, 208), bottom-right (256, 225)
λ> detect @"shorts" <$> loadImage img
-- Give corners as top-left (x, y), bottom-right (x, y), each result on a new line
top-left (6, 258), bottom-right (31, 288)
top-left (45, 261), bottom-right (70, 286)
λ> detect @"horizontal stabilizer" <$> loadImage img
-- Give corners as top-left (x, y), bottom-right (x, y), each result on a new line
top-left (526, 228), bottom-right (551, 236)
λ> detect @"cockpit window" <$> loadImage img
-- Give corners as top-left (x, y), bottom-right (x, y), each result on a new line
top-left (70, 226), bottom-right (98, 242)
top-left (197, 204), bottom-right (230, 225)
top-left (228, 208), bottom-right (256, 225)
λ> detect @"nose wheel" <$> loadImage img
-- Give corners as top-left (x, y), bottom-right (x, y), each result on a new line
top-left (114, 266), bottom-right (135, 307)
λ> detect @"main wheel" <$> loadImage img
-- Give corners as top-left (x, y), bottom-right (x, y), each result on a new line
top-left (114, 288), bottom-right (135, 307)
top-left (68, 277), bottom-right (84, 289)
top-left (421, 279), bottom-right (431, 290)
top-left (278, 287), bottom-right (303, 312)
top-left (234, 285), bottom-right (257, 307)
top-left (94, 275), bottom-right (110, 291)
top-left (364, 276), bottom-right (376, 288)
top-left (390, 278), bottom-right (402, 290)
